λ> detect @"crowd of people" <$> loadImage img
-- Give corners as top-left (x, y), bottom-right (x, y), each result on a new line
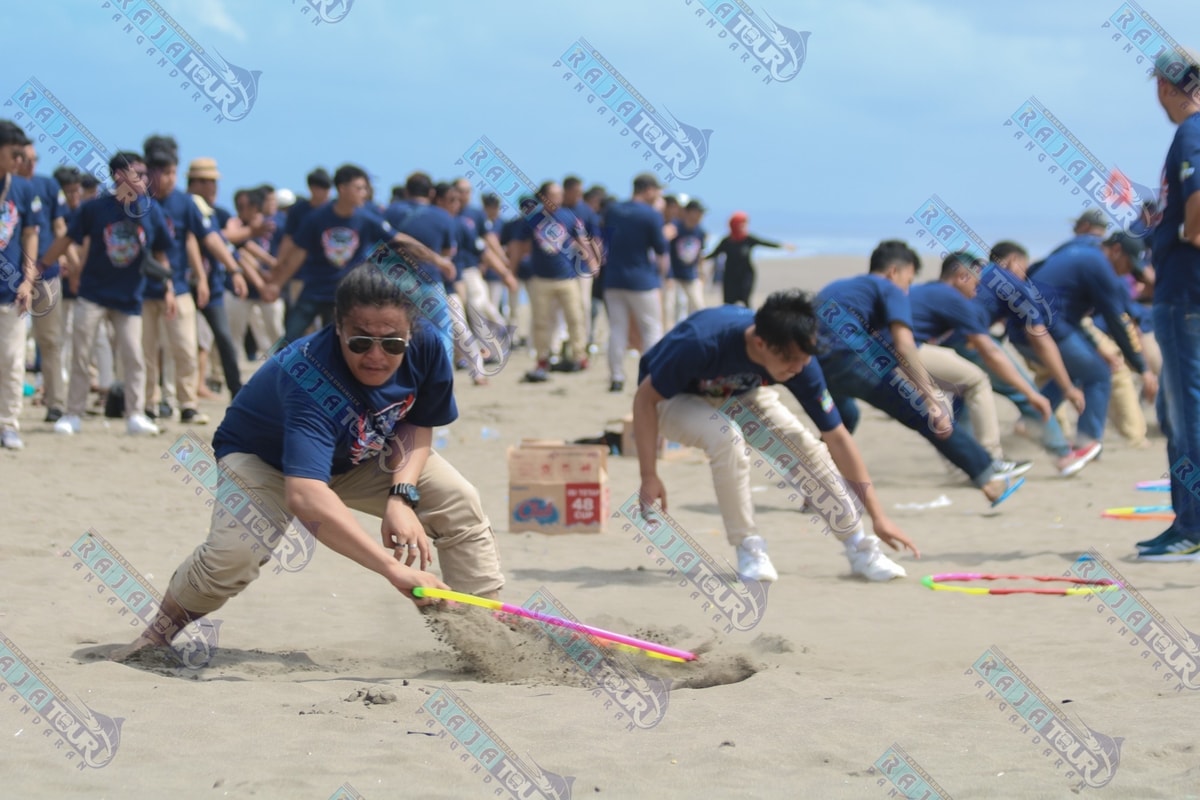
top-left (0, 43), bottom-right (1197, 643)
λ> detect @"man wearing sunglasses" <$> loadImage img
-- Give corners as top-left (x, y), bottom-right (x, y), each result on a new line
top-left (112, 260), bottom-right (503, 662)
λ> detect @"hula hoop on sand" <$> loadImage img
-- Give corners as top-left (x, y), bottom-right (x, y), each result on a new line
top-left (921, 573), bottom-right (1122, 596)
top-left (1102, 505), bottom-right (1174, 522)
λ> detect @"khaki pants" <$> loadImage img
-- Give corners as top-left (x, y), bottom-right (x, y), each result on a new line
top-left (605, 288), bottom-right (663, 382)
top-left (663, 278), bottom-right (705, 328)
top-left (918, 343), bottom-right (1002, 459)
top-left (529, 276), bottom-right (587, 362)
top-left (1081, 318), bottom-right (1147, 445)
top-left (143, 294), bottom-right (199, 412)
top-left (66, 299), bottom-right (146, 418)
top-left (167, 450), bottom-right (505, 614)
top-left (31, 277), bottom-right (66, 412)
top-left (656, 386), bottom-right (860, 546)
top-left (0, 303), bottom-right (25, 430)
top-left (226, 295), bottom-right (284, 357)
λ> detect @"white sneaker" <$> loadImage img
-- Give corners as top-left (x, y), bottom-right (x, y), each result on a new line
top-left (126, 413), bottom-right (160, 436)
top-left (846, 535), bottom-right (907, 581)
top-left (54, 414), bottom-right (81, 435)
top-left (1, 428), bottom-right (23, 449)
top-left (736, 535), bottom-right (779, 583)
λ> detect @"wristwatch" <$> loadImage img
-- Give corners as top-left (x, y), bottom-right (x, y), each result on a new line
top-left (388, 482), bottom-right (420, 510)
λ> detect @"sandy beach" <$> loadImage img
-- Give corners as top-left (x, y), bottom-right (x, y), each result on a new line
top-left (2, 255), bottom-right (1198, 800)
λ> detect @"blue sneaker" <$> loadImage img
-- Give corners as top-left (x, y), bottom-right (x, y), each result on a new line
top-left (1136, 531), bottom-right (1200, 562)
top-left (1137, 526), bottom-right (1177, 552)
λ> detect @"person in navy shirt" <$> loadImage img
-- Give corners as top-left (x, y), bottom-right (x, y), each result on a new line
top-left (391, 173), bottom-right (458, 290)
top-left (39, 151), bottom-right (172, 437)
top-left (909, 252), bottom-right (1051, 473)
top-left (635, 290), bottom-right (916, 583)
top-left (0, 122), bottom-right (40, 449)
top-left (111, 262), bottom-right (505, 663)
top-left (275, 167), bottom-right (332, 273)
top-left (453, 177), bottom-right (514, 377)
top-left (264, 165), bottom-right (451, 343)
top-left (665, 199), bottom-right (708, 328)
top-left (816, 240), bottom-right (1027, 508)
top-left (603, 173), bottom-right (668, 393)
top-left (1139, 47), bottom-right (1200, 560)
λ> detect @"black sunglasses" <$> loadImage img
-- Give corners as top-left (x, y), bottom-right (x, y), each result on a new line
top-left (345, 335), bottom-right (408, 356)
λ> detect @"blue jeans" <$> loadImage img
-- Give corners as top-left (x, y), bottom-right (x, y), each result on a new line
top-left (819, 352), bottom-right (995, 486)
top-left (952, 339), bottom-right (1071, 457)
top-left (284, 297), bottom-right (335, 344)
top-left (1015, 328), bottom-right (1110, 445)
top-left (1154, 303), bottom-right (1200, 535)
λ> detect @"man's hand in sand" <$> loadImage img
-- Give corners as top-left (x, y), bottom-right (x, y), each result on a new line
top-left (638, 475), bottom-right (667, 515)
top-left (382, 501), bottom-right (432, 570)
top-left (389, 564), bottom-right (449, 607)
top-left (872, 516), bottom-right (920, 559)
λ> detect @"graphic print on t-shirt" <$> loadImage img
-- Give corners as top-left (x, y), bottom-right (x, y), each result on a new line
top-left (347, 395), bottom-right (416, 466)
top-left (696, 372), bottom-right (765, 398)
top-left (0, 200), bottom-right (17, 250)
top-left (675, 235), bottom-right (702, 265)
top-left (535, 218), bottom-right (569, 255)
top-left (322, 227), bottom-right (360, 268)
top-left (103, 220), bottom-right (146, 267)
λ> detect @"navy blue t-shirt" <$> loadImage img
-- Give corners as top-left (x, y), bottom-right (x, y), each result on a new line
top-left (397, 203), bottom-right (457, 288)
top-left (639, 306), bottom-right (842, 432)
top-left (284, 198), bottom-right (313, 239)
top-left (909, 281), bottom-right (990, 346)
top-left (571, 201), bottom-right (603, 240)
top-left (213, 325), bottom-right (457, 481)
top-left (1151, 112), bottom-right (1200, 304)
top-left (974, 262), bottom-right (1053, 338)
top-left (0, 175), bottom-right (38, 305)
top-left (384, 199), bottom-right (414, 230)
top-left (500, 218), bottom-right (533, 282)
top-left (455, 206), bottom-right (489, 271)
top-left (295, 203), bottom-right (396, 303)
top-left (602, 200), bottom-right (666, 291)
top-left (669, 224), bottom-right (706, 281)
top-left (69, 194), bottom-right (171, 315)
top-left (194, 198), bottom-right (229, 305)
top-left (144, 189), bottom-right (213, 300)
top-left (815, 274), bottom-right (913, 355)
top-left (29, 175), bottom-right (64, 279)
top-left (514, 207), bottom-right (588, 280)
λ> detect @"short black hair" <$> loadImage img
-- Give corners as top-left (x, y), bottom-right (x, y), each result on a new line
top-left (0, 120), bottom-right (31, 148)
top-left (390, 184), bottom-right (407, 202)
top-left (989, 241), bottom-right (1028, 264)
top-left (433, 181), bottom-right (456, 202)
top-left (754, 289), bottom-right (821, 355)
top-left (562, 175), bottom-right (583, 191)
top-left (258, 183), bottom-right (275, 195)
top-left (632, 173), bottom-right (660, 194)
top-left (481, 192), bottom-right (500, 209)
top-left (940, 251), bottom-right (984, 281)
top-left (80, 174), bottom-right (100, 190)
top-left (406, 171), bottom-right (433, 200)
top-left (307, 168), bottom-right (332, 189)
top-left (143, 134), bottom-right (178, 168)
top-left (334, 259), bottom-right (419, 330)
top-left (53, 166), bottom-right (82, 188)
top-left (869, 239), bottom-right (921, 275)
top-left (584, 186), bottom-right (606, 202)
top-left (664, 195), bottom-right (680, 206)
top-left (333, 164), bottom-right (367, 188)
top-left (109, 151), bottom-right (145, 176)
top-left (537, 180), bottom-right (557, 200)
top-left (234, 187), bottom-right (266, 212)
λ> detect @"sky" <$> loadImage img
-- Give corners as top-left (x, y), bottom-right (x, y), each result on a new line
top-left (5, 0), bottom-right (1198, 259)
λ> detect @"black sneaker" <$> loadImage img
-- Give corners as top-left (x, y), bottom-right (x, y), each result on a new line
top-left (521, 368), bottom-right (550, 383)
top-left (609, 380), bottom-right (624, 393)
top-left (551, 359), bottom-right (586, 373)
top-left (144, 407), bottom-right (157, 421)
top-left (44, 408), bottom-right (63, 423)
top-left (157, 401), bottom-right (173, 419)
top-left (180, 408), bottom-right (210, 425)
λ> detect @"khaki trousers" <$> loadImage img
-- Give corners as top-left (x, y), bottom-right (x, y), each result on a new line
top-left (918, 343), bottom-right (1002, 459)
top-left (529, 276), bottom-right (587, 362)
top-left (66, 299), bottom-right (146, 418)
top-left (31, 277), bottom-right (66, 412)
top-left (143, 294), bottom-right (199, 412)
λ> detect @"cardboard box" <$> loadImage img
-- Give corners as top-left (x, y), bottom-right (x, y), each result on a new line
top-left (508, 440), bottom-right (610, 534)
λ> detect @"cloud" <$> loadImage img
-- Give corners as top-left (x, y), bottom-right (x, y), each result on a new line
top-left (165, 0), bottom-right (249, 42)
